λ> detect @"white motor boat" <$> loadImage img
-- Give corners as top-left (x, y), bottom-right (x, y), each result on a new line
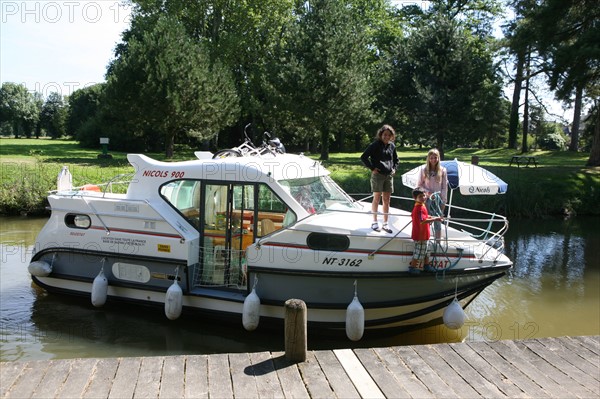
top-left (29, 150), bottom-right (512, 339)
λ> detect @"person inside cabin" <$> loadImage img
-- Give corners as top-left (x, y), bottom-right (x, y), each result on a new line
top-left (360, 124), bottom-right (399, 233)
top-left (417, 148), bottom-right (447, 241)
top-left (410, 188), bottom-right (443, 274)
top-left (293, 186), bottom-right (316, 214)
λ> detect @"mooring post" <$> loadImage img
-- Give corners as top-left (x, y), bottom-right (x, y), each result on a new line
top-left (284, 298), bottom-right (307, 362)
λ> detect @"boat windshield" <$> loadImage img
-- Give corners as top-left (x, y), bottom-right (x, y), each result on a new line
top-left (279, 176), bottom-right (356, 213)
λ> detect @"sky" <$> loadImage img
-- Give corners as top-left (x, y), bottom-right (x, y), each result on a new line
top-left (1, 0), bottom-right (573, 123)
top-left (1, 0), bottom-right (132, 98)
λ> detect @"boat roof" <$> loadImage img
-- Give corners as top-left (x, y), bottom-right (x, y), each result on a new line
top-left (126, 153), bottom-right (330, 198)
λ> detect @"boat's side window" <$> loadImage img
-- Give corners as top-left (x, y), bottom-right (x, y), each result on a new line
top-left (257, 184), bottom-right (294, 236)
top-left (65, 214), bottom-right (91, 229)
top-left (306, 233), bottom-right (349, 251)
top-left (160, 180), bottom-right (201, 228)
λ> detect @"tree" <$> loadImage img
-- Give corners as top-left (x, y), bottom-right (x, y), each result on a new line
top-left (387, 14), bottom-right (502, 155)
top-left (0, 82), bottom-right (39, 138)
top-left (534, 0), bottom-right (600, 152)
top-left (473, 79), bottom-right (510, 148)
top-left (67, 84), bottom-right (104, 138)
top-left (40, 92), bottom-right (67, 139)
top-left (585, 101), bottom-right (600, 166)
top-left (106, 15), bottom-right (240, 157)
top-left (131, 0), bottom-right (295, 147)
top-left (31, 92), bottom-right (44, 138)
top-left (503, 0), bottom-right (537, 150)
top-left (265, 0), bottom-right (376, 159)
top-left (380, 0), bottom-right (505, 156)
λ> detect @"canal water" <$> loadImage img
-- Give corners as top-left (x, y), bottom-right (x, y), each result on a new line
top-left (1, 216), bottom-right (599, 362)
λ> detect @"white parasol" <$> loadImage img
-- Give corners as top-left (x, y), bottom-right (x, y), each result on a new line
top-left (402, 158), bottom-right (508, 196)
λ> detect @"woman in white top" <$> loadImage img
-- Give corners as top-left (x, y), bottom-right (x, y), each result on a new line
top-left (417, 148), bottom-right (447, 240)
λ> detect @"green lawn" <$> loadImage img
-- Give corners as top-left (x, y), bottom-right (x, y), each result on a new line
top-left (1, 137), bottom-right (598, 217)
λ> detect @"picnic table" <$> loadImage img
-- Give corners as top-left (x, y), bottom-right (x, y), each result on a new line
top-left (509, 155), bottom-right (538, 168)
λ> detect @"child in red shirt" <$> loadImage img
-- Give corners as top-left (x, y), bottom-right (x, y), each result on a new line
top-left (410, 189), bottom-right (443, 274)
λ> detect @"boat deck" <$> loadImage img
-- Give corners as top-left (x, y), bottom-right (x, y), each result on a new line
top-left (1, 336), bottom-right (598, 398)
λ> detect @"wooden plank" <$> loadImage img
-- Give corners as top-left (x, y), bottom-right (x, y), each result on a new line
top-left (134, 356), bottom-right (164, 398)
top-left (521, 339), bottom-right (599, 395)
top-left (208, 353), bottom-right (233, 398)
top-left (184, 355), bottom-right (208, 399)
top-left (159, 355), bottom-right (185, 399)
top-left (297, 350), bottom-right (335, 398)
top-left (249, 351), bottom-right (285, 398)
top-left (571, 336), bottom-right (599, 356)
top-left (229, 352), bottom-right (259, 399)
top-left (353, 348), bottom-right (411, 399)
top-left (372, 346), bottom-right (432, 398)
top-left (433, 343), bottom-right (507, 398)
top-left (450, 341), bottom-right (525, 398)
top-left (315, 350), bottom-right (361, 399)
top-left (494, 340), bottom-right (574, 398)
top-left (57, 358), bottom-right (98, 398)
top-left (333, 349), bottom-right (384, 398)
top-left (108, 357), bottom-right (141, 399)
top-left (413, 344), bottom-right (481, 398)
top-left (31, 359), bottom-right (71, 398)
top-left (83, 357), bottom-right (119, 399)
top-left (513, 340), bottom-right (597, 399)
top-left (4, 361), bottom-right (48, 399)
top-left (469, 341), bottom-right (547, 398)
top-left (0, 361), bottom-right (26, 397)
top-left (394, 345), bottom-right (458, 398)
top-left (271, 351), bottom-right (310, 399)
top-left (541, 337), bottom-right (599, 379)
top-left (551, 337), bottom-right (599, 371)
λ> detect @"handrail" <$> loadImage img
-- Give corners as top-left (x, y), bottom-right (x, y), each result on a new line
top-left (252, 193), bottom-right (508, 265)
top-left (51, 173), bottom-right (134, 197)
top-left (352, 193), bottom-right (509, 262)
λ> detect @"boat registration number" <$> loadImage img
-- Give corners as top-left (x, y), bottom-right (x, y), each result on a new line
top-left (322, 257), bottom-right (362, 267)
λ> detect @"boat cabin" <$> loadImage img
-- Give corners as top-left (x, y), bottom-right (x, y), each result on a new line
top-left (127, 154), bottom-right (356, 289)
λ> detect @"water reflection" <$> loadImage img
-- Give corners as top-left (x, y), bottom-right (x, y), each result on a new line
top-left (466, 217), bottom-right (600, 341)
top-left (1, 216), bottom-right (599, 362)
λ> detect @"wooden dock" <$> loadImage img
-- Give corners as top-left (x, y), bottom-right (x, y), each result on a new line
top-left (1, 336), bottom-right (598, 398)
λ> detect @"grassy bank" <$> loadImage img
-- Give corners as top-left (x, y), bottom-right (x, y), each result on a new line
top-left (1, 138), bottom-right (598, 217)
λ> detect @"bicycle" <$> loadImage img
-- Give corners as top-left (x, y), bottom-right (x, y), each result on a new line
top-left (213, 123), bottom-right (286, 159)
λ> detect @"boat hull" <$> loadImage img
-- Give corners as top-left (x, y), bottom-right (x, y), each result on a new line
top-left (30, 247), bottom-right (508, 332)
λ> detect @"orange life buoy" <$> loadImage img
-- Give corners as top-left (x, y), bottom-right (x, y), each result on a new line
top-left (81, 184), bottom-right (101, 192)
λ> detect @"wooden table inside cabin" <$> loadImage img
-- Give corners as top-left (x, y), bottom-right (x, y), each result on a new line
top-left (204, 229), bottom-right (253, 251)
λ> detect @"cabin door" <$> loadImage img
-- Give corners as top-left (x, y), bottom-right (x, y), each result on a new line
top-left (200, 183), bottom-right (256, 287)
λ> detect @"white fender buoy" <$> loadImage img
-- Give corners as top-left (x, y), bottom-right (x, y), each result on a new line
top-left (443, 298), bottom-right (465, 329)
top-left (242, 287), bottom-right (261, 331)
top-left (28, 261), bottom-right (52, 277)
top-left (91, 269), bottom-right (108, 307)
top-left (346, 281), bottom-right (365, 341)
top-left (165, 280), bottom-right (183, 320)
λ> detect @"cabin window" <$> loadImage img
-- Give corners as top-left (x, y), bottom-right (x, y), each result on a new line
top-left (258, 184), bottom-right (296, 233)
top-left (65, 214), bottom-right (91, 229)
top-left (160, 180), bottom-right (201, 228)
top-left (279, 175), bottom-right (356, 213)
top-left (306, 233), bottom-right (349, 251)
